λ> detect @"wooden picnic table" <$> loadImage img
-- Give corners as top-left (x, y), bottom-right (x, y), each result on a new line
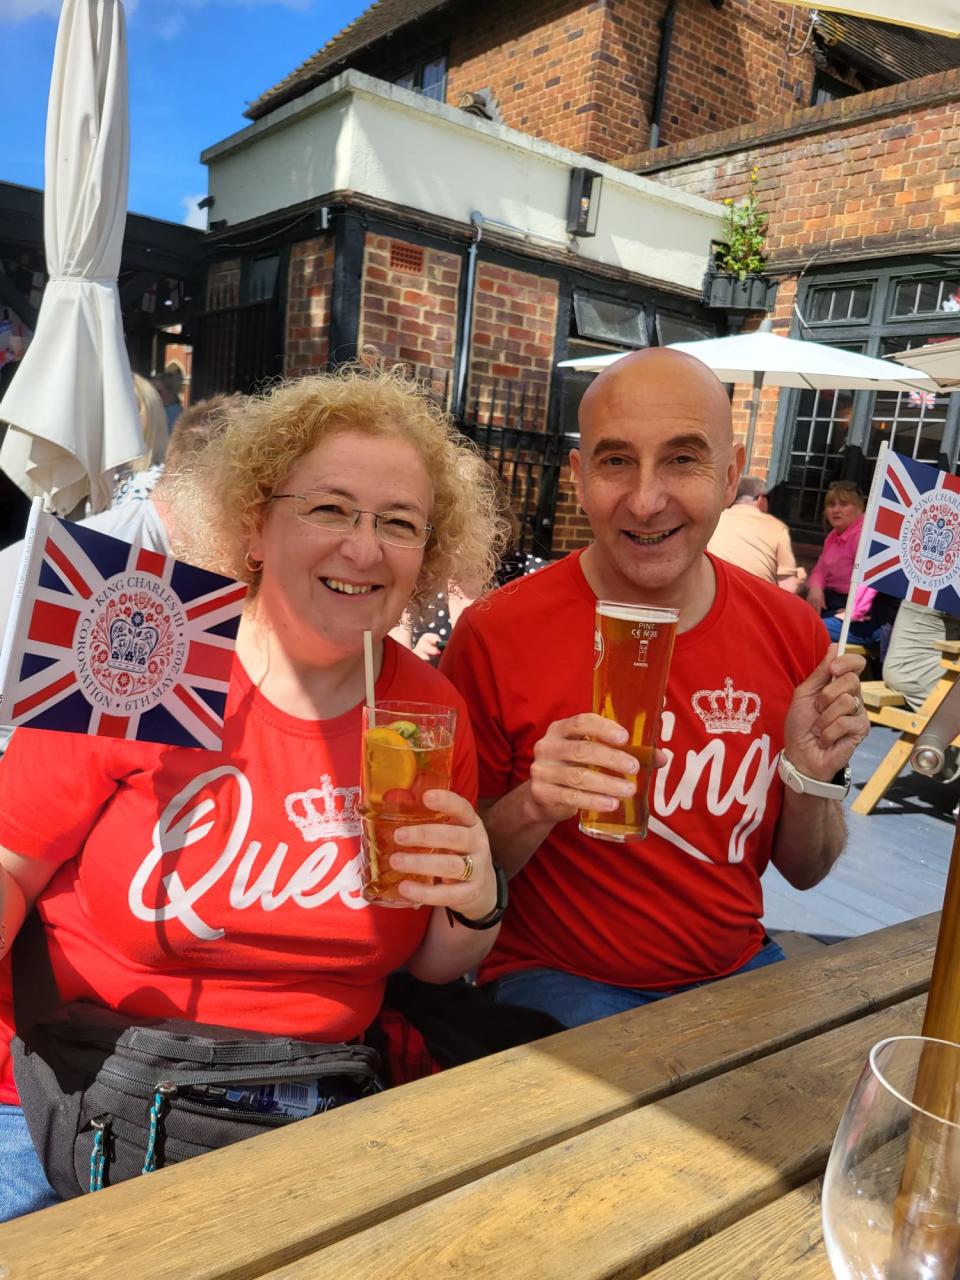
top-left (0, 912), bottom-right (939, 1280)
top-left (854, 639), bottom-right (960, 814)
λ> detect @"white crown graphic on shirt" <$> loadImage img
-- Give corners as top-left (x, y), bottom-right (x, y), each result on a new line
top-left (692, 677), bottom-right (761, 735)
top-left (285, 776), bottom-right (362, 841)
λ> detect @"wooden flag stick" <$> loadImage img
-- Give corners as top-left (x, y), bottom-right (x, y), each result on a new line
top-left (836, 441), bottom-right (888, 657)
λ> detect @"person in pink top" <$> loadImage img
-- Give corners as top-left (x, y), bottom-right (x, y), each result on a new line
top-left (806, 481), bottom-right (891, 647)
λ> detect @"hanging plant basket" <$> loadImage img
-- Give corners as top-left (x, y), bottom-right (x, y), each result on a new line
top-left (704, 272), bottom-right (777, 312)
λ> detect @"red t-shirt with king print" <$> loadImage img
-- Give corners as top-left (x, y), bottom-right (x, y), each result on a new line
top-left (0, 640), bottom-right (476, 1104)
top-left (441, 550), bottom-right (828, 991)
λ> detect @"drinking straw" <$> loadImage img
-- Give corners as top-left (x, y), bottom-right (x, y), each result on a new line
top-left (363, 630), bottom-right (376, 708)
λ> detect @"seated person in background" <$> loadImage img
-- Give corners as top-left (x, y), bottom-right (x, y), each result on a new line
top-left (391, 483), bottom-right (545, 664)
top-left (0, 368), bottom-right (509, 1221)
top-left (883, 601), bottom-right (960, 712)
top-left (707, 474), bottom-right (802, 592)
top-left (806, 481), bottom-right (864, 620)
top-left (441, 348), bottom-right (868, 1031)
top-left (107, 374), bottom-right (170, 506)
top-left (806, 481), bottom-right (896, 651)
top-left (152, 365), bottom-right (184, 431)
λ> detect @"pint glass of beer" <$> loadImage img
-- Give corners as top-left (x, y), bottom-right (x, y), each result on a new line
top-left (579, 601), bottom-right (679, 843)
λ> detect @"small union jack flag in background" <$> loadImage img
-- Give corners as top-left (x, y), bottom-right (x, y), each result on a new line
top-left (858, 450), bottom-right (960, 618)
top-left (907, 389), bottom-right (938, 410)
top-left (0, 510), bottom-right (246, 748)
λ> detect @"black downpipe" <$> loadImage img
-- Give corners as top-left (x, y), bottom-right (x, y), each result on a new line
top-left (649, 0), bottom-right (678, 151)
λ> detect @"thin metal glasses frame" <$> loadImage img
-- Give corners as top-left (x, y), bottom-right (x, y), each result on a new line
top-left (270, 492), bottom-right (433, 548)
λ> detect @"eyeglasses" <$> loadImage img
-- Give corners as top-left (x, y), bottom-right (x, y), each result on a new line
top-left (271, 491), bottom-right (433, 548)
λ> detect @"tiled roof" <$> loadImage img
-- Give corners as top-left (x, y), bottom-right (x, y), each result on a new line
top-left (815, 12), bottom-right (960, 83)
top-left (245, 0), bottom-right (453, 120)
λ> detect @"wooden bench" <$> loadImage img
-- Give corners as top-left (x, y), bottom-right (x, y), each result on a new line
top-left (861, 680), bottom-right (905, 712)
top-left (853, 641), bottom-right (960, 815)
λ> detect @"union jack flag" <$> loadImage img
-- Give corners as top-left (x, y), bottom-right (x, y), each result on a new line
top-left (859, 450), bottom-right (960, 617)
top-left (0, 511), bottom-right (246, 748)
top-left (908, 390), bottom-right (938, 410)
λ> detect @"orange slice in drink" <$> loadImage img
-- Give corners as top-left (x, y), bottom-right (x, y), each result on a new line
top-left (365, 726), bottom-right (418, 803)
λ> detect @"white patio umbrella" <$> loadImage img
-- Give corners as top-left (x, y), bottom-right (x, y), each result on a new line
top-left (0, 0), bottom-right (142, 516)
top-left (893, 337), bottom-right (960, 387)
top-left (557, 330), bottom-right (938, 467)
top-left (785, 1), bottom-right (960, 37)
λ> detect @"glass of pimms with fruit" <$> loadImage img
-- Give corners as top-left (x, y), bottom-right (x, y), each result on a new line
top-left (359, 700), bottom-right (456, 906)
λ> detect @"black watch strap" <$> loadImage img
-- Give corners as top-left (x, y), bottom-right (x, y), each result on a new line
top-left (447, 864), bottom-right (508, 930)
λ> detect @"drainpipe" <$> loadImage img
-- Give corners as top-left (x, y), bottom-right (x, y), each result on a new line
top-left (649, 0), bottom-right (678, 150)
top-left (454, 211), bottom-right (483, 419)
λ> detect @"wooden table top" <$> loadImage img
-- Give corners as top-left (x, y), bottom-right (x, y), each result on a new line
top-left (0, 912), bottom-right (939, 1280)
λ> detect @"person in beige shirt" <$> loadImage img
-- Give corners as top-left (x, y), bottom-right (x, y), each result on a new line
top-left (708, 475), bottom-right (802, 592)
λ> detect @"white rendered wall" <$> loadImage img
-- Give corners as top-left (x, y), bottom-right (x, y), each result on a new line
top-left (202, 71), bottom-right (723, 294)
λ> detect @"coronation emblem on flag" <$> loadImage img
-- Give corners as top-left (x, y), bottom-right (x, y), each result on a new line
top-left (860, 450), bottom-right (960, 613)
top-left (0, 514), bottom-right (247, 749)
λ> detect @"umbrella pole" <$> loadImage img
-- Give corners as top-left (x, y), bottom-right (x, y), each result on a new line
top-left (742, 372), bottom-right (763, 470)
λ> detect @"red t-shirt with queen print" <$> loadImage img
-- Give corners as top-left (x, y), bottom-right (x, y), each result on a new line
top-left (0, 640), bottom-right (476, 1105)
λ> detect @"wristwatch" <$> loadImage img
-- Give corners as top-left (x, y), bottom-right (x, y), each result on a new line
top-left (447, 864), bottom-right (508, 930)
top-left (778, 753), bottom-right (851, 800)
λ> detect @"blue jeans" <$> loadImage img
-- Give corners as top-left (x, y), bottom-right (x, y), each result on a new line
top-left (488, 937), bottom-right (787, 1029)
top-left (0, 1102), bottom-right (60, 1222)
top-left (822, 614), bottom-right (888, 648)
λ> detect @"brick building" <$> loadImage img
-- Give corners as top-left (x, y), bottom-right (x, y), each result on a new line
top-left (194, 1), bottom-right (960, 553)
top-left (631, 61), bottom-right (960, 541)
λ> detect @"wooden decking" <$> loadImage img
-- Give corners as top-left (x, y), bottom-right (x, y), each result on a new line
top-left (762, 720), bottom-right (957, 942)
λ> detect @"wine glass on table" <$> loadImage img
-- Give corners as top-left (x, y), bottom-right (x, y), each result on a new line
top-left (822, 1035), bottom-right (960, 1279)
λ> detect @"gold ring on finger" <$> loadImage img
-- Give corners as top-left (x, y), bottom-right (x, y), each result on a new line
top-left (458, 854), bottom-right (474, 882)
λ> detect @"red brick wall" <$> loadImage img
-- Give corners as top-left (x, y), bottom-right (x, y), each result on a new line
top-left (552, 464), bottom-right (592, 554)
top-left (653, 1), bottom-right (815, 150)
top-left (358, 234), bottom-right (461, 391)
top-left (625, 69), bottom-right (960, 476)
top-left (631, 69), bottom-right (960, 268)
top-left (441, 0), bottom-right (815, 165)
top-left (285, 236), bottom-right (336, 376)
top-left (446, 0), bottom-right (608, 157)
top-left (467, 263), bottom-right (558, 428)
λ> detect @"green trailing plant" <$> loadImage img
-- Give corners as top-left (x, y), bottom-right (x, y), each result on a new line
top-left (716, 168), bottom-right (768, 281)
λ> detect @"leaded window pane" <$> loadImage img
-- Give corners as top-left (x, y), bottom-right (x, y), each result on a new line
top-left (782, 386), bottom-right (853, 527)
top-left (807, 283), bottom-right (872, 324)
top-left (890, 275), bottom-right (960, 318)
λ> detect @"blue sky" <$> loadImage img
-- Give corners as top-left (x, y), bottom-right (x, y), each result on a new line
top-left (2, 0), bottom-right (371, 227)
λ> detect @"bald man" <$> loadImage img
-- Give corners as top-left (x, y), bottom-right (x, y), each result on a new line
top-left (441, 349), bottom-right (868, 1029)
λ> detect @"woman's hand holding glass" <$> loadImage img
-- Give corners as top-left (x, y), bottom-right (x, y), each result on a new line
top-left (389, 790), bottom-right (498, 920)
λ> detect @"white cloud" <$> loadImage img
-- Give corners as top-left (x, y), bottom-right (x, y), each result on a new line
top-left (157, 11), bottom-right (185, 40)
top-left (181, 194), bottom-right (208, 231)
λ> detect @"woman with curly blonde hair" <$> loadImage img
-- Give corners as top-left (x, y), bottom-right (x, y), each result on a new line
top-left (0, 367), bottom-right (512, 1220)
top-left (179, 367), bottom-right (504, 609)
